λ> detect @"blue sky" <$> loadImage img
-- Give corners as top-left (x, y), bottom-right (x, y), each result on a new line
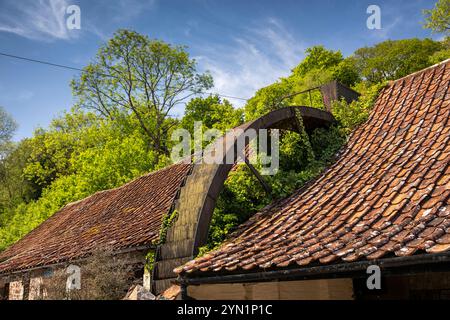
top-left (0, 0), bottom-right (442, 140)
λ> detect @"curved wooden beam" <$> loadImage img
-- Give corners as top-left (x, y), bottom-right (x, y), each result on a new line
top-left (152, 106), bottom-right (335, 293)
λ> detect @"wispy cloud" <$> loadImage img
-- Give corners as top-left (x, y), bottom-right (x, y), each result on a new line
top-left (368, 16), bottom-right (402, 40)
top-left (109, 0), bottom-right (156, 22)
top-left (0, 86), bottom-right (34, 102)
top-left (196, 18), bottom-right (306, 106)
top-left (0, 0), bottom-right (156, 41)
top-left (0, 0), bottom-right (76, 41)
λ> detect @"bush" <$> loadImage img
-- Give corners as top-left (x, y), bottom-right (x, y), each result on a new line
top-left (332, 82), bottom-right (386, 134)
top-left (42, 248), bottom-right (135, 300)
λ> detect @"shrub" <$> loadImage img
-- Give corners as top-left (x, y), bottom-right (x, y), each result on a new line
top-left (42, 248), bottom-right (135, 300)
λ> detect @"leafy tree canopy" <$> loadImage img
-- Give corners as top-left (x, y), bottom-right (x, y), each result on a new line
top-left (180, 95), bottom-right (244, 135)
top-left (353, 38), bottom-right (444, 83)
top-left (71, 29), bottom-right (213, 158)
top-left (424, 0), bottom-right (450, 34)
top-left (0, 106), bottom-right (17, 150)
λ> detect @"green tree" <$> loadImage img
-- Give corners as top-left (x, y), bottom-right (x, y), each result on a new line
top-left (0, 112), bottom-right (158, 250)
top-left (71, 29), bottom-right (213, 158)
top-left (424, 0), bottom-right (450, 34)
top-left (245, 46), bottom-right (359, 120)
top-left (180, 95), bottom-right (244, 134)
top-left (292, 46), bottom-right (343, 76)
top-left (0, 108), bottom-right (32, 211)
top-left (292, 46), bottom-right (359, 87)
top-left (331, 81), bottom-right (386, 133)
top-left (353, 39), bottom-right (443, 83)
top-left (0, 107), bottom-right (16, 146)
top-left (244, 80), bottom-right (293, 121)
top-left (0, 140), bottom-right (36, 210)
top-left (429, 36), bottom-right (450, 64)
top-left (333, 57), bottom-right (361, 87)
top-left (23, 112), bottom-right (104, 192)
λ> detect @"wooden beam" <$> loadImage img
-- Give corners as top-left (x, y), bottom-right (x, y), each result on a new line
top-left (244, 157), bottom-right (272, 196)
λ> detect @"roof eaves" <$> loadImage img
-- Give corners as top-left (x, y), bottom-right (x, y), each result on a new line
top-left (180, 251), bottom-right (450, 285)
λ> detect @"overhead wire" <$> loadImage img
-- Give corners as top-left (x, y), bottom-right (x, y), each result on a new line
top-left (0, 51), bottom-right (250, 101)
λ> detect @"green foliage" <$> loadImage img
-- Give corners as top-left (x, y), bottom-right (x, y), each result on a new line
top-left (332, 58), bottom-right (361, 87)
top-left (158, 209), bottom-right (179, 245)
top-left (0, 139), bottom-right (36, 209)
top-left (332, 82), bottom-right (386, 134)
top-left (198, 165), bottom-right (266, 254)
top-left (71, 29), bottom-right (213, 158)
top-left (430, 48), bottom-right (450, 64)
top-left (244, 46), bottom-right (361, 121)
top-left (144, 251), bottom-right (155, 273)
top-left (180, 95), bottom-right (244, 135)
top-left (0, 106), bottom-right (17, 146)
top-left (309, 126), bottom-right (346, 162)
top-left (423, 0), bottom-right (450, 34)
top-left (244, 80), bottom-right (293, 121)
top-left (292, 46), bottom-right (360, 87)
top-left (23, 112), bottom-right (104, 191)
top-left (199, 124), bottom-right (346, 255)
top-left (292, 46), bottom-right (344, 76)
top-left (429, 37), bottom-right (450, 64)
top-left (0, 110), bottom-right (159, 251)
top-left (353, 38), bottom-right (444, 83)
top-left (1, 30), bottom-right (447, 257)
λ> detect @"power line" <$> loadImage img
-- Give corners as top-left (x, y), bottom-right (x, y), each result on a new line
top-left (202, 92), bottom-right (249, 101)
top-left (0, 51), bottom-right (85, 73)
top-left (0, 51), bottom-right (249, 101)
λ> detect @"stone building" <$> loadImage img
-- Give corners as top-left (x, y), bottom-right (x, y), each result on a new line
top-left (0, 163), bottom-right (193, 299)
top-left (0, 103), bottom-right (336, 299)
top-left (1, 60), bottom-right (448, 300)
top-left (0, 105), bottom-right (337, 300)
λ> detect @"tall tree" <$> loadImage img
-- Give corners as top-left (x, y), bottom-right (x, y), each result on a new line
top-left (424, 0), bottom-right (450, 34)
top-left (353, 38), bottom-right (443, 83)
top-left (0, 106), bottom-right (21, 208)
top-left (0, 106), bottom-right (17, 151)
top-left (181, 95), bottom-right (244, 134)
top-left (71, 29), bottom-right (213, 158)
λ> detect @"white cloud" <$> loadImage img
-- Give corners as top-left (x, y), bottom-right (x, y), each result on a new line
top-left (196, 18), bottom-right (306, 107)
top-left (0, 0), bottom-right (76, 41)
top-left (0, 86), bottom-right (34, 102)
top-left (368, 16), bottom-right (402, 40)
top-left (0, 0), bottom-right (156, 41)
top-left (17, 90), bottom-right (35, 101)
top-left (110, 0), bottom-right (156, 22)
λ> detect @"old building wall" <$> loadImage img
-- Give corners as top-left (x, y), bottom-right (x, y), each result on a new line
top-left (0, 248), bottom-right (150, 300)
top-left (187, 278), bottom-right (354, 300)
top-left (28, 277), bottom-right (43, 300)
top-left (8, 280), bottom-right (24, 300)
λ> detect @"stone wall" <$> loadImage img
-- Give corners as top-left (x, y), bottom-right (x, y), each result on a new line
top-left (28, 277), bottom-right (43, 300)
top-left (0, 248), bottom-right (148, 300)
top-left (8, 280), bottom-right (24, 300)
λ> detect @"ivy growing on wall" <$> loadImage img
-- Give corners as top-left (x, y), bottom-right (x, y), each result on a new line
top-left (157, 209), bottom-right (179, 245)
top-left (144, 251), bottom-right (155, 273)
top-left (145, 209), bottom-right (179, 274)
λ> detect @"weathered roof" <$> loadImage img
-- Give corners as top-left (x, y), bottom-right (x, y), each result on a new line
top-left (176, 59), bottom-right (450, 276)
top-left (0, 163), bottom-right (192, 274)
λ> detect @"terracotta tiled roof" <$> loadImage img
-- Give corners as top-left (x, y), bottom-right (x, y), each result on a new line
top-left (0, 163), bottom-right (192, 274)
top-left (176, 60), bottom-right (450, 276)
